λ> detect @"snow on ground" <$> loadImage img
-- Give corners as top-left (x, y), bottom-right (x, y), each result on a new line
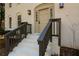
top-left (8, 33), bottom-right (53, 56)
top-left (8, 33), bottom-right (40, 56)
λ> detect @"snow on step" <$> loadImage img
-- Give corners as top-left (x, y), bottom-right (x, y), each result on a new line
top-left (8, 33), bottom-right (40, 56)
top-left (51, 37), bottom-right (60, 55)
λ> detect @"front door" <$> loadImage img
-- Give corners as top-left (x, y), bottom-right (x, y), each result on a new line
top-left (35, 8), bottom-right (53, 33)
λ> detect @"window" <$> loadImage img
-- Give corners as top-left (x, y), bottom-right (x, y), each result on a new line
top-left (27, 10), bottom-right (31, 15)
top-left (9, 3), bottom-right (12, 7)
top-left (17, 15), bottom-right (21, 26)
top-left (9, 17), bottom-right (12, 28)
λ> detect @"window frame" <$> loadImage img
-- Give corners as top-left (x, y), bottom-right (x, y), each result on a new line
top-left (9, 17), bottom-right (12, 28)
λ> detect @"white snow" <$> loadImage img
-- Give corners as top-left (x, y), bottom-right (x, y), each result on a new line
top-left (8, 33), bottom-right (58, 56)
top-left (8, 33), bottom-right (40, 56)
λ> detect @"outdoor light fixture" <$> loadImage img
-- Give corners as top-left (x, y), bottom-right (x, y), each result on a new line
top-left (27, 10), bottom-right (31, 15)
top-left (59, 3), bottom-right (64, 8)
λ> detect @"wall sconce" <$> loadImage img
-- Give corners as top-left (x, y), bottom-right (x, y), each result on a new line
top-left (59, 3), bottom-right (64, 8)
top-left (27, 10), bottom-right (31, 15)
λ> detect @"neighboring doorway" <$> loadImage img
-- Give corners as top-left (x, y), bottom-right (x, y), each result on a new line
top-left (35, 3), bottom-right (54, 33)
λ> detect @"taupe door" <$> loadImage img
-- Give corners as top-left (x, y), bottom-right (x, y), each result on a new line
top-left (35, 8), bottom-right (53, 33)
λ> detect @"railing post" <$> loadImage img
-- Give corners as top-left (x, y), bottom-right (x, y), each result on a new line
top-left (58, 19), bottom-right (61, 46)
top-left (4, 36), bottom-right (9, 55)
top-left (50, 21), bottom-right (52, 42)
top-left (39, 42), bottom-right (45, 56)
top-left (25, 22), bottom-right (27, 38)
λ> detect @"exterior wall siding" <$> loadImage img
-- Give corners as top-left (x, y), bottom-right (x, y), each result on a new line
top-left (54, 3), bottom-right (79, 49)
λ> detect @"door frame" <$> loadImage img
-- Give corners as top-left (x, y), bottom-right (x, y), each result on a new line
top-left (34, 3), bottom-right (55, 33)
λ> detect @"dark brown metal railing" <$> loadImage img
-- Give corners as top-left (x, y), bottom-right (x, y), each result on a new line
top-left (37, 18), bottom-right (61, 56)
top-left (4, 22), bottom-right (32, 55)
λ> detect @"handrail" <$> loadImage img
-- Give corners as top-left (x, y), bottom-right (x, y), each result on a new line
top-left (4, 22), bottom-right (32, 55)
top-left (5, 23), bottom-right (26, 37)
top-left (37, 18), bottom-right (61, 56)
top-left (37, 19), bottom-right (52, 56)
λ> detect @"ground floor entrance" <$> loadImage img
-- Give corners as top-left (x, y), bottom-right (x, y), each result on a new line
top-left (35, 3), bottom-right (54, 33)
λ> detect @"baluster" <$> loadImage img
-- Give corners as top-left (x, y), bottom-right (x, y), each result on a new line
top-left (49, 22), bottom-right (52, 42)
top-left (30, 24), bottom-right (32, 33)
top-left (58, 19), bottom-right (61, 46)
top-left (15, 31), bottom-right (16, 43)
top-left (18, 29), bottom-right (21, 42)
top-left (4, 36), bottom-right (9, 55)
top-left (10, 36), bottom-right (12, 49)
top-left (25, 22), bottom-right (27, 38)
top-left (20, 26), bottom-right (23, 39)
top-left (20, 28), bottom-right (22, 40)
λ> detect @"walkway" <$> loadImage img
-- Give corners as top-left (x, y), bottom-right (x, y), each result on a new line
top-left (8, 33), bottom-right (52, 56)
